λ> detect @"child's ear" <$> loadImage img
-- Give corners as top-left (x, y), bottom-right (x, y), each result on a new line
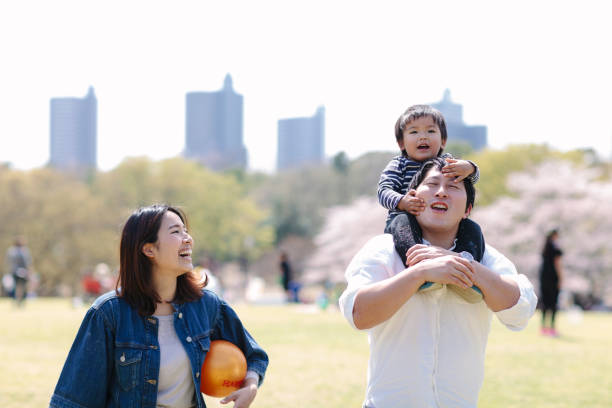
top-left (440, 139), bottom-right (447, 149)
top-left (142, 243), bottom-right (155, 258)
top-left (397, 139), bottom-right (405, 151)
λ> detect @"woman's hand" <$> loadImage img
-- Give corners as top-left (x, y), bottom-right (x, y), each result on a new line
top-left (220, 379), bottom-right (258, 408)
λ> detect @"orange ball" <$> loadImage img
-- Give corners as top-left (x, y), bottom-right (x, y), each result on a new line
top-left (200, 340), bottom-right (247, 397)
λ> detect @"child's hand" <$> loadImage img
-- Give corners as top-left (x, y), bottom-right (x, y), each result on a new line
top-left (220, 380), bottom-right (258, 408)
top-left (398, 190), bottom-right (425, 215)
top-left (442, 158), bottom-right (475, 182)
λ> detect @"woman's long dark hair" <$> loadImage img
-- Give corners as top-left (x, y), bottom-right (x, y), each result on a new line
top-left (542, 229), bottom-right (559, 257)
top-left (117, 204), bottom-right (203, 316)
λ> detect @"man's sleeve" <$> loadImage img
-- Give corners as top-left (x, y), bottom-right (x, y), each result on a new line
top-left (483, 245), bottom-right (538, 330)
top-left (339, 235), bottom-right (396, 330)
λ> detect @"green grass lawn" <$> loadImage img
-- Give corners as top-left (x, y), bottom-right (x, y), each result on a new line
top-left (1, 298), bottom-right (610, 407)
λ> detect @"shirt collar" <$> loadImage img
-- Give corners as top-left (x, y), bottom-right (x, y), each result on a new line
top-left (422, 238), bottom-right (458, 251)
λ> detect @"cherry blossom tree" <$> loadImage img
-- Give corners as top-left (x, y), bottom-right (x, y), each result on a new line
top-left (473, 160), bottom-right (612, 304)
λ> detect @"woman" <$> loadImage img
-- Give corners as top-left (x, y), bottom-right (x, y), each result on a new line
top-left (539, 229), bottom-right (563, 337)
top-left (50, 205), bottom-right (268, 408)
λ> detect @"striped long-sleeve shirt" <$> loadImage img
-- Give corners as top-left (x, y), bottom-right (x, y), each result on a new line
top-left (377, 154), bottom-right (480, 223)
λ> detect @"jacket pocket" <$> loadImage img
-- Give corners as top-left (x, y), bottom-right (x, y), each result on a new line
top-left (195, 334), bottom-right (211, 352)
top-left (195, 335), bottom-right (211, 367)
top-left (115, 348), bottom-right (142, 392)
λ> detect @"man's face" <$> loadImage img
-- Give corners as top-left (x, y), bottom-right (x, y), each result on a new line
top-left (413, 166), bottom-right (471, 233)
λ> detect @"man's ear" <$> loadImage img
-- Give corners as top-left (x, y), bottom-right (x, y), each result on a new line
top-left (142, 243), bottom-right (155, 258)
top-left (463, 204), bottom-right (472, 219)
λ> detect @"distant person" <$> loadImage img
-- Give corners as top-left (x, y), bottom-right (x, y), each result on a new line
top-left (340, 157), bottom-right (537, 407)
top-left (378, 105), bottom-right (485, 303)
top-left (279, 251), bottom-right (297, 302)
top-left (50, 205), bottom-right (268, 408)
top-left (539, 229), bottom-right (563, 336)
top-left (2, 273), bottom-right (15, 298)
top-left (5, 236), bottom-right (32, 306)
top-left (81, 271), bottom-right (102, 303)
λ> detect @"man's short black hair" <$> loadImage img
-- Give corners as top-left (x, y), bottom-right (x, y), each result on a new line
top-left (409, 157), bottom-right (475, 211)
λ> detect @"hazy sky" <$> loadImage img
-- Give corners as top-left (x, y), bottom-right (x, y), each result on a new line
top-left (1, 1), bottom-right (610, 172)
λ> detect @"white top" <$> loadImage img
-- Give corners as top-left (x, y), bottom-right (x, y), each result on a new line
top-left (155, 314), bottom-right (196, 408)
top-left (339, 234), bottom-right (537, 408)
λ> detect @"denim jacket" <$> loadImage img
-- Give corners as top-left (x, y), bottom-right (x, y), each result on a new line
top-left (50, 289), bottom-right (268, 408)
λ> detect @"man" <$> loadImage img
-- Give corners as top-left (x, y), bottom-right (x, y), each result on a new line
top-left (339, 157), bottom-right (537, 408)
top-left (5, 236), bottom-right (33, 306)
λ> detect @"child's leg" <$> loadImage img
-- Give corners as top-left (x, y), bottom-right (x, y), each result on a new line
top-left (447, 218), bottom-right (485, 302)
top-left (386, 213), bottom-right (441, 293)
top-left (386, 212), bottom-right (420, 267)
top-left (454, 218), bottom-right (485, 262)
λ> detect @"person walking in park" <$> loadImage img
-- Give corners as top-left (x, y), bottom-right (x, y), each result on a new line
top-left (340, 157), bottom-right (537, 407)
top-left (5, 236), bottom-right (33, 307)
top-left (539, 229), bottom-right (563, 337)
top-left (279, 251), bottom-right (297, 302)
top-left (50, 204), bottom-right (268, 408)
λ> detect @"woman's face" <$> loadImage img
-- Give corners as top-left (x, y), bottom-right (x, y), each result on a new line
top-left (146, 211), bottom-right (194, 277)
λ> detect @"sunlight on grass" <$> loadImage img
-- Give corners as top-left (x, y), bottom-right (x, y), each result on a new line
top-left (0, 298), bottom-right (610, 407)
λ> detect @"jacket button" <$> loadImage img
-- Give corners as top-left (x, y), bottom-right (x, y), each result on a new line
top-left (178, 313), bottom-right (183, 319)
top-left (149, 345), bottom-right (158, 350)
top-left (196, 372), bottom-right (200, 378)
top-left (186, 336), bottom-right (192, 342)
top-left (147, 379), bottom-right (157, 385)
top-left (148, 318), bottom-right (156, 324)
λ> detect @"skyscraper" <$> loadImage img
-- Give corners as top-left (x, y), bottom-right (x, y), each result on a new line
top-left (184, 74), bottom-right (247, 171)
top-left (49, 86), bottom-right (97, 171)
top-left (432, 89), bottom-right (487, 150)
top-left (277, 106), bottom-right (325, 171)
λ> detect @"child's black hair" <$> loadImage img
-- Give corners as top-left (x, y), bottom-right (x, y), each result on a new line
top-left (394, 104), bottom-right (448, 157)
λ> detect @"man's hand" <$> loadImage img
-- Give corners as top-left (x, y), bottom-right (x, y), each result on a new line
top-left (415, 255), bottom-right (475, 289)
top-left (220, 380), bottom-right (257, 408)
top-left (397, 190), bottom-right (425, 215)
top-left (441, 158), bottom-right (475, 182)
top-left (405, 244), bottom-right (456, 266)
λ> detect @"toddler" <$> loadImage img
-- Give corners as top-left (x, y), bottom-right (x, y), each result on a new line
top-left (378, 104), bottom-right (484, 302)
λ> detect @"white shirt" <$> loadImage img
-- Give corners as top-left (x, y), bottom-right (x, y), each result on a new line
top-left (339, 234), bottom-right (537, 408)
top-left (155, 314), bottom-right (196, 408)
top-left (155, 314), bottom-right (260, 408)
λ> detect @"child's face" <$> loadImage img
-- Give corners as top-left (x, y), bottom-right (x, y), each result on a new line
top-left (399, 115), bottom-right (446, 161)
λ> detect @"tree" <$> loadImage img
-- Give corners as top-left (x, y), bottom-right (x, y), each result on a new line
top-left (472, 160), bottom-right (612, 300)
top-left (93, 157), bottom-right (274, 263)
top-left (466, 144), bottom-right (585, 206)
top-left (0, 168), bottom-right (115, 294)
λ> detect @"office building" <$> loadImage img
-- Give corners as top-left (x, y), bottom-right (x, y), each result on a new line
top-left (49, 86), bottom-right (97, 171)
top-left (185, 74), bottom-right (247, 171)
top-left (432, 89), bottom-right (487, 150)
top-left (277, 106), bottom-right (325, 171)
